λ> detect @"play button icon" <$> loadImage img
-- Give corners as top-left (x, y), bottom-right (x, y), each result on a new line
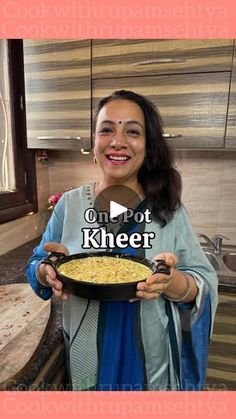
top-left (93, 184), bottom-right (142, 225)
top-left (110, 200), bottom-right (128, 219)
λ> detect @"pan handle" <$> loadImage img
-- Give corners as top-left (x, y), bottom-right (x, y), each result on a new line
top-left (41, 251), bottom-right (67, 269)
top-left (151, 259), bottom-right (171, 275)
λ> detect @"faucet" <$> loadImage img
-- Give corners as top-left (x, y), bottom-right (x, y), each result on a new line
top-left (198, 233), bottom-right (229, 255)
top-left (198, 234), bottom-right (218, 253)
top-left (212, 234), bottom-right (229, 254)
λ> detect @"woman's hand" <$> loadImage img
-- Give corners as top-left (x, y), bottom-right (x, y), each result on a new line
top-left (38, 242), bottom-right (70, 301)
top-left (136, 253), bottom-right (178, 300)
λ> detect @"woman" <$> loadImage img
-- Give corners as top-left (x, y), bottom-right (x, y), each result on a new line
top-left (26, 90), bottom-right (218, 391)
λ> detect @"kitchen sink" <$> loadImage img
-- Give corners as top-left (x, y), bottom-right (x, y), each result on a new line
top-left (200, 242), bottom-right (236, 291)
top-left (222, 253), bottom-right (236, 273)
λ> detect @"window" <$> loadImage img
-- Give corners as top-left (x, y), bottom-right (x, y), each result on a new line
top-left (0, 39), bottom-right (37, 224)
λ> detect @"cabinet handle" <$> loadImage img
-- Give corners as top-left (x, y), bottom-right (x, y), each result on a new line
top-left (80, 148), bottom-right (92, 155)
top-left (163, 133), bottom-right (183, 139)
top-left (36, 136), bottom-right (82, 140)
top-left (131, 58), bottom-right (186, 67)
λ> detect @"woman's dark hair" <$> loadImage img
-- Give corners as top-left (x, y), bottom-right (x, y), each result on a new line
top-left (93, 90), bottom-right (182, 226)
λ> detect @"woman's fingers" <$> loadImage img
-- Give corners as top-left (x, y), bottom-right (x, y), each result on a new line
top-left (44, 264), bottom-right (57, 280)
top-left (136, 252), bottom-right (179, 300)
top-left (46, 271), bottom-right (70, 300)
top-left (39, 242), bottom-right (70, 301)
top-left (45, 266), bottom-right (63, 290)
top-left (137, 278), bottom-right (168, 295)
top-left (53, 288), bottom-right (70, 300)
top-left (146, 273), bottom-right (172, 286)
top-left (61, 291), bottom-right (70, 300)
top-left (136, 289), bottom-right (161, 300)
top-left (43, 242), bottom-right (69, 255)
top-left (45, 275), bottom-right (62, 290)
top-left (42, 263), bottom-right (69, 300)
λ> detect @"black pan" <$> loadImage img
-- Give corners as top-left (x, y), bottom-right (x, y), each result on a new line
top-left (41, 251), bottom-right (170, 301)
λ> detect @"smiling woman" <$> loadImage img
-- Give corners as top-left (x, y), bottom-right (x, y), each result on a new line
top-left (26, 89), bottom-right (218, 392)
top-left (93, 99), bottom-right (146, 192)
top-left (0, 40), bottom-right (37, 224)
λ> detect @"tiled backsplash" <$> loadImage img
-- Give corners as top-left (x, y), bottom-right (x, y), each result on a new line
top-left (48, 149), bottom-right (236, 243)
top-left (176, 151), bottom-right (236, 242)
top-left (0, 149), bottom-right (236, 255)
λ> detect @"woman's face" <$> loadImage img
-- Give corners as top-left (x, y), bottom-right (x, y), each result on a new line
top-left (94, 99), bottom-right (146, 186)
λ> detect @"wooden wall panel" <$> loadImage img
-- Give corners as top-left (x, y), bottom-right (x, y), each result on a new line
top-left (93, 72), bottom-right (230, 148)
top-left (92, 39), bottom-right (234, 79)
top-left (23, 40), bottom-right (91, 150)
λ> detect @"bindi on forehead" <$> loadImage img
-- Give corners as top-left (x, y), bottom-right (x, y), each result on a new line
top-left (98, 119), bottom-right (144, 130)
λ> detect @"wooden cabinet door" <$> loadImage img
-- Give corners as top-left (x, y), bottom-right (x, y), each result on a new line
top-left (93, 72), bottom-right (230, 148)
top-left (226, 43), bottom-right (236, 148)
top-left (24, 40), bottom-right (91, 150)
top-left (92, 40), bottom-right (233, 79)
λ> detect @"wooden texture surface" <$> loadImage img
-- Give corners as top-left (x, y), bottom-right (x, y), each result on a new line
top-left (226, 41), bottom-right (236, 148)
top-left (23, 39), bottom-right (235, 150)
top-left (23, 40), bottom-right (91, 150)
top-left (0, 283), bottom-right (51, 389)
top-left (93, 72), bottom-right (230, 148)
top-left (92, 39), bottom-right (234, 79)
top-left (207, 292), bottom-right (236, 390)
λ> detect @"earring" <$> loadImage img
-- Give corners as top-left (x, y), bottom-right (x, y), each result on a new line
top-left (93, 156), bottom-right (97, 164)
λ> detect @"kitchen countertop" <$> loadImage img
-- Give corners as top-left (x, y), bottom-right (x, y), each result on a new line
top-left (1, 238), bottom-right (235, 390)
top-left (0, 237), bottom-right (63, 390)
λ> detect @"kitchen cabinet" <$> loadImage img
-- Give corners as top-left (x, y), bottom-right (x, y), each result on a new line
top-left (225, 43), bottom-right (236, 148)
top-left (92, 39), bottom-right (233, 79)
top-left (93, 72), bottom-right (230, 148)
top-left (23, 39), bottom-right (235, 150)
top-left (23, 40), bottom-right (91, 150)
